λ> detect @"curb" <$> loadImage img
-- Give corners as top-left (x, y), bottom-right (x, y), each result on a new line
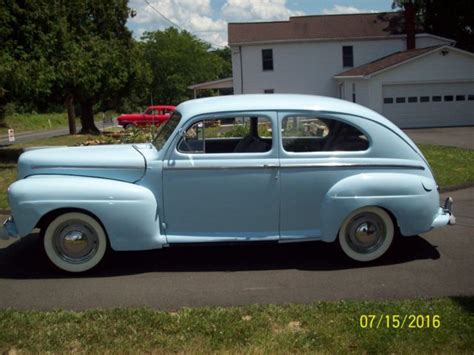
top-left (439, 182), bottom-right (474, 193)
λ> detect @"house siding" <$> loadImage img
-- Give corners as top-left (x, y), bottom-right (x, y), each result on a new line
top-left (231, 36), bottom-right (450, 96)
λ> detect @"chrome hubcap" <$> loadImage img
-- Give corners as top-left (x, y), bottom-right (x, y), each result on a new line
top-left (53, 221), bottom-right (99, 263)
top-left (346, 212), bottom-right (386, 254)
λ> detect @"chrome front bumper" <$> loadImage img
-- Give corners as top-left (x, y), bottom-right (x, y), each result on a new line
top-left (0, 216), bottom-right (20, 249)
top-left (431, 197), bottom-right (456, 228)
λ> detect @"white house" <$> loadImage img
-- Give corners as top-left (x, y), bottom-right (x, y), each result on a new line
top-left (228, 11), bottom-right (474, 127)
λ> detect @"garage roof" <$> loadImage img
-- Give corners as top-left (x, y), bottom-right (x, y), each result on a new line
top-left (334, 45), bottom-right (444, 78)
top-left (228, 12), bottom-right (408, 45)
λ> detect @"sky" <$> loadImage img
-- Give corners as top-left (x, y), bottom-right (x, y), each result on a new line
top-left (127, 0), bottom-right (396, 47)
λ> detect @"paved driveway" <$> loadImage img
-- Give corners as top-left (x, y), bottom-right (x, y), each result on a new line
top-left (404, 126), bottom-right (474, 150)
top-left (0, 188), bottom-right (472, 310)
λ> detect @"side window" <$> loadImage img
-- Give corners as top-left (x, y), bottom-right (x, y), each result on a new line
top-left (281, 116), bottom-right (368, 153)
top-left (342, 46), bottom-right (354, 67)
top-left (262, 49), bottom-right (273, 71)
top-left (178, 116), bottom-right (272, 154)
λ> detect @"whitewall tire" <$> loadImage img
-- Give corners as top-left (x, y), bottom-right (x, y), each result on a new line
top-left (43, 212), bottom-right (107, 272)
top-left (338, 206), bottom-right (394, 262)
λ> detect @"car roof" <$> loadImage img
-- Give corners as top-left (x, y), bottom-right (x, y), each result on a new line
top-left (177, 94), bottom-right (395, 128)
top-left (149, 105), bottom-right (176, 109)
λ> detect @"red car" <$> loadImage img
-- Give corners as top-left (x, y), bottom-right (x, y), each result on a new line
top-left (117, 105), bottom-right (176, 129)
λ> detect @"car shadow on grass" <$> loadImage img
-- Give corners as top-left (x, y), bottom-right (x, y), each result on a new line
top-left (0, 233), bottom-right (440, 279)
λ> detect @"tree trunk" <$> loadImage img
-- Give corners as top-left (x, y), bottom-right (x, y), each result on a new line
top-left (0, 94), bottom-right (7, 128)
top-left (65, 95), bottom-right (77, 135)
top-left (79, 101), bottom-right (100, 135)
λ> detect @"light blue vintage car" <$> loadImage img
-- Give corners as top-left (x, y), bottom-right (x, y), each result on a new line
top-left (1, 94), bottom-right (455, 272)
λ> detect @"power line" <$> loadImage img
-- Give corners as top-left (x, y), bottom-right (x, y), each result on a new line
top-left (142, 0), bottom-right (225, 48)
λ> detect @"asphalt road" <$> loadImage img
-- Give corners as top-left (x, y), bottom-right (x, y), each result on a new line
top-left (0, 188), bottom-right (472, 310)
top-left (0, 120), bottom-right (114, 146)
top-left (0, 127), bottom-right (72, 146)
top-left (404, 126), bottom-right (474, 150)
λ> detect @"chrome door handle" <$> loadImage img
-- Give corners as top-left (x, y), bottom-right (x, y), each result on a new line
top-left (263, 164), bottom-right (278, 168)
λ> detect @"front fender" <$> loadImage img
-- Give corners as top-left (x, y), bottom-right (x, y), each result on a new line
top-left (320, 172), bottom-right (439, 242)
top-left (8, 175), bottom-right (165, 250)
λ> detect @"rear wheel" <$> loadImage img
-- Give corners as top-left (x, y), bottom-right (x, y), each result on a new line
top-left (338, 206), bottom-right (394, 262)
top-left (43, 212), bottom-right (107, 272)
top-left (124, 123), bottom-right (135, 130)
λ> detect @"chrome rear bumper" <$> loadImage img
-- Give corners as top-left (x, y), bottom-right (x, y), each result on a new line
top-left (431, 197), bottom-right (456, 228)
top-left (0, 217), bottom-right (20, 249)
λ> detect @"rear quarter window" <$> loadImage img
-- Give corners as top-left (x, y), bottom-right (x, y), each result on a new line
top-left (281, 115), bottom-right (369, 153)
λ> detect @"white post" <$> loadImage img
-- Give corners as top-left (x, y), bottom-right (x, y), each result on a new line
top-left (8, 128), bottom-right (15, 143)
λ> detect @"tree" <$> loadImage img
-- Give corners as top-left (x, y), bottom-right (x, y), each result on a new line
top-left (393, 0), bottom-right (474, 52)
top-left (212, 47), bottom-right (232, 79)
top-left (56, 0), bottom-right (139, 134)
top-left (141, 28), bottom-right (229, 105)
top-left (0, 0), bottom-right (60, 127)
top-left (0, 0), bottom-right (141, 134)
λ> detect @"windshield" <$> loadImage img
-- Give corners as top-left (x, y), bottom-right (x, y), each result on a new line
top-left (153, 111), bottom-right (181, 150)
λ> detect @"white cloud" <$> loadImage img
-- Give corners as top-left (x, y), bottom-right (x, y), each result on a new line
top-left (222, 0), bottom-right (304, 22)
top-left (128, 0), bottom-right (227, 46)
top-left (322, 4), bottom-right (377, 15)
top-left (128, 0), bottom-right (304, 47)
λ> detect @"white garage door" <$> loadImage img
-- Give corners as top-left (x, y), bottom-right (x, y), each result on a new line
top-left (382, 82), bottom-right (474, 128)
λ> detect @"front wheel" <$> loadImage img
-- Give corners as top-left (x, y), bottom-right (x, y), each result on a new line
top-left (338, 206), bottom-right (394, 262)
top-left (43, 212), bottom-right (108, 272)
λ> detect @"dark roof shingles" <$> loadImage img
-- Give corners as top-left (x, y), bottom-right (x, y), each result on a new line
top-left (334, 46), bottom-right (441, 77)
top-left (228, 12), bottom-right (408, 44)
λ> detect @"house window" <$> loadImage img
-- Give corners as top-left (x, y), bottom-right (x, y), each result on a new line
top-left (456, 95), bottom-right (465, 101)
top-left (420, 96), bottom-right (430, 102)
top-left (264, 89), bottom-right (274, 94)
top-left (408, 96), bottom-right (418, 103)
top-left (342, 46), bottom-right (354, 67)
top-left (444, 95), bottom-right (454, 102)
top-left (395, 97), bottom-right (406, 103)
top-left (262, 49), bottom-right (273, 71)
top-left (432, 96), bottom-right (442, 102)
top-left (468, 94), bottom-right (474, 101)
top-left (383, 98), bottom-right (394, 104)
top-left (352, 83), bottom-right (356, 103)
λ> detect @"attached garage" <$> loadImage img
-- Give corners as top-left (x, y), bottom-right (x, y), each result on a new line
top-left (382, 82), bottom-right (474, 127)
top-left (335, 45), bottom-right (474, 128)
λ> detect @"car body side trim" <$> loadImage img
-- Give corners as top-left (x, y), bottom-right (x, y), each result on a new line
top-left (163, 163), bottom-right (425, 170)
top-left (31, 165), bottom-right (141, 170)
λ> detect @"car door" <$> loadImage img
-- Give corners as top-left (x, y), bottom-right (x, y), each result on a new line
top-left (278, 112), bottom-right (371, 241)
top-left (144, 108), bottom-right (157, 126)
top-left (162, 112), bottom-right (280, 243)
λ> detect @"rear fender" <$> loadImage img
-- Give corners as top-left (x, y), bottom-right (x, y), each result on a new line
top-left (320, 173), bottom-right (439, 242)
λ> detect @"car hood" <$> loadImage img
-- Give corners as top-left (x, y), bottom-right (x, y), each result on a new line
top-left (17, 144), bottom-right (151, 182)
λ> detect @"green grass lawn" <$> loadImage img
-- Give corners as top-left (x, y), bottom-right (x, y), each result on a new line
top-left (0, 163), bottom-right (16, 209)
top-left (0, 297), bottom-right (472, 353)
top-left (0, 113), bottom-right (72, 136)
top-left (419, 144), bottom-right (474, 190)
top-left (0, 112), bottom-right (117, 136)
